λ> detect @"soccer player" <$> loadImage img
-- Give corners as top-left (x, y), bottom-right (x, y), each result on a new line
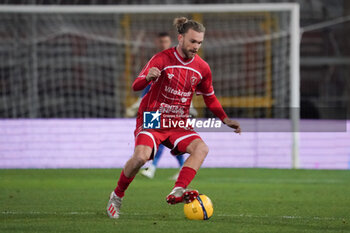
top-left (107, 17), bottom-right (241, 219)
top-left (126, 32), bottom-right (186, 179)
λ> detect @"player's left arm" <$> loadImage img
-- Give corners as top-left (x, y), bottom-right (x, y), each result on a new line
top-left (203, 95), bottom-right (241, 134)
top-left (198, 65), bottom-right (241, 134)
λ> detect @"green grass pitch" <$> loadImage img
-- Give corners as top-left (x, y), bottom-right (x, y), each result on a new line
top-left (1, 168), bottom-right (350, 233)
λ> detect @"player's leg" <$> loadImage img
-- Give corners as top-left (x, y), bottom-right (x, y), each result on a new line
top-left (107, 145), bottom-right (152, 219)
top-left (122, 144), bottom-right (153, 178)
top-left (140, 144), bottom-right (164, 179)
top-left (107, 132), bottom-right (155, 219)
top-left (166, 132), bottom-right (208, 204)
top-left (176, 154), bottom-right (184, 167)
top-left (181, 138), bottom-right (208, 171)
top-left (169, 154), bottom-right (184, 180)
top-left (152, 144), bottom-right (164, 166)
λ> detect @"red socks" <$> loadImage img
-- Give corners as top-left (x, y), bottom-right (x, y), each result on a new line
top-left (114, 170), bottom-right (135, 198)
top-left (114, 167), bottom-right (196, 197)
top-left (174, 166), bottom-right (197, 188)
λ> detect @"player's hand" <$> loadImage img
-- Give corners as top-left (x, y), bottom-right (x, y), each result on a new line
top-left (146, 67), bottom-right (161, 81)
top-left (223, 118), bottom-right (241, 134)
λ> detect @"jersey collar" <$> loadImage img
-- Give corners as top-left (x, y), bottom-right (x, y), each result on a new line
top-left (173, 47), bottom-right (195, 65)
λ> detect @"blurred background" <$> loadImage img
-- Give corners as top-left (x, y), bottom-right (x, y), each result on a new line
top-left (0, 0), bottom-right (349, 169)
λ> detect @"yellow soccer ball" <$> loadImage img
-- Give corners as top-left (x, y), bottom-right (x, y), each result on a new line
top-left (184, 194), bottom-right (213, 220)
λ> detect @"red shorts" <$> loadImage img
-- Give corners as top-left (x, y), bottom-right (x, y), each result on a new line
top-left (134, 128), bottom-right (202, 158)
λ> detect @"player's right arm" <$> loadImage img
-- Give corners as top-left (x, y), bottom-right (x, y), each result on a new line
top-left (132, 54), bottom-right (162, 91)
top-left (132, 67), bottom-right (161, 91)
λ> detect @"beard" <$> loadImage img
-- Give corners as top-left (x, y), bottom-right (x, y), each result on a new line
top-left (181, 46), bottom-right (196, 59)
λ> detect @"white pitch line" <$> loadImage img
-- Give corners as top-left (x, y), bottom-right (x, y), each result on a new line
top-left (1, 211), bottom-right (96, 215)
top-left (215, 213), bottom-right (342, 221)
top-left (206, 178), bottom-right (345, 184)
top-left (1, 211), bottom-right (346, 221)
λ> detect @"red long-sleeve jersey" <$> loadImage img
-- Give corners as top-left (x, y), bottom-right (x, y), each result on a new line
top-left (133, 47), bottom-right (227, 133)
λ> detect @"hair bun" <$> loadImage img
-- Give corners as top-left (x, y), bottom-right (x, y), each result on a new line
top-left (173, 17), bottom-right (205, 34)
top-left (173, 17), bottom-right (188, 33)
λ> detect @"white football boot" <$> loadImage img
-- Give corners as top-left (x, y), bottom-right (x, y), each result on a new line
top-left (140, 164), bottom-right (156, 179)
top-left (106, 191), bottom-right (122, 219)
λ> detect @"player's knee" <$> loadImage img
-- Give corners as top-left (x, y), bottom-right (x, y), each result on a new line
top-left (189, 140), bottom-right (209, 156)
top-left (133, 152), bottom-right (149, 167)
top-left (133, 145), bottom-right (152, 165)
top-left (198, 143), bottom-right (209, 156)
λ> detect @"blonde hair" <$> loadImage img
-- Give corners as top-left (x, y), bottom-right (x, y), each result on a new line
top-left (173, 17), bottom-right (205, 34)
